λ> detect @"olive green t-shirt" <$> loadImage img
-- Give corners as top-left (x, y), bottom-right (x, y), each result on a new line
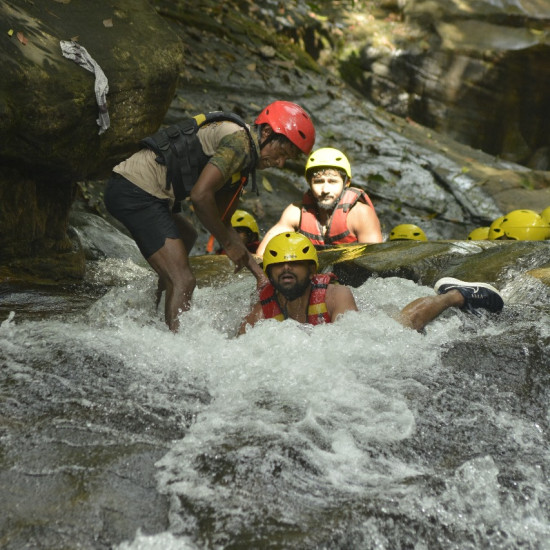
top-left (113, 120), bottom-right (258, 206)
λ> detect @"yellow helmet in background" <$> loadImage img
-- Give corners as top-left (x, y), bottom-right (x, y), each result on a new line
top-left (541, 205), bottom-right (550, 225)
top-left (262, 232), bottom-right (319, 273)
top-left (389, 224), bottom-right (427, 241)
top-left (231, 209), bottom-right (259, 236)
top-left (305, 147), bottom-right (351, 182)
top-left (467, 226), bottom-right (490, 240)
top-left (499, 209), bottom-right (550, 241)
top-left (488, 216), bottom-right (506, 240)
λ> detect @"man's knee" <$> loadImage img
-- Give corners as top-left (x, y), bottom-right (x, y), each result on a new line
top-left (165, 270), bottom-right (196, 294)
top-left (181, 272), bottom-right (197, 294)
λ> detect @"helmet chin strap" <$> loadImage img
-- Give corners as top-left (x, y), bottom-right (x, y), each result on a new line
top-left (258, 124), bottom-right (276, 151)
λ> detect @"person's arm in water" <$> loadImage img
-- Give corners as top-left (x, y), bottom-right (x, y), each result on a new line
top-left (237, 301), bottom-right (265, 335)
top-left (325, 284), bottom-right (359, 320)
top-left (191, 163), bottom-right (264, 282)
top-left (256, 203), bottom-right (302, 256)
top-left (347, 201), bottom-right (383, 243)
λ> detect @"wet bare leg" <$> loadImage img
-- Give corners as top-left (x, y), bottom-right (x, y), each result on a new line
top-left (155, 214), bottom-right (198, 311)
top-left (172, 212), bottom-right (198, 253)
top-left (155, 279), bottom-right (166, 310)
top-left (396, 290), bottom-right (464, 332)
top-left (148, 237), bottom-right (196, 332)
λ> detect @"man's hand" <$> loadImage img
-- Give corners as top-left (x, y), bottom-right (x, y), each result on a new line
top-left (223, 237), bottom-right (250, 272)
top-left (224, 235), bottom-right (268, 286)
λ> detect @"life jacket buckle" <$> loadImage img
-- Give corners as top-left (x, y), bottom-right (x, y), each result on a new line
top-left (178, 119), bottom-right (197, 135)
top-left (155, 134), bottom-right (170, 152)
top-left (166, 127), bottom-right (181, 139)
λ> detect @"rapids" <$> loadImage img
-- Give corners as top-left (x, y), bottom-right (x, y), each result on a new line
top-left (1, 258), bottom-right (549, 549)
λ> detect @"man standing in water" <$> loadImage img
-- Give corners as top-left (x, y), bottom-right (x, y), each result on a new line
top-left (256, 147), bottom-right (383, 256)
top-left (239, 232), bottom-right (504, 333)
top-left (104, 101), bottom-right (315, 332)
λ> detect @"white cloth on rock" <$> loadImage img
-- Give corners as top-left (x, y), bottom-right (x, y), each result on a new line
top-left (60, 40), bottom-right (110, 135)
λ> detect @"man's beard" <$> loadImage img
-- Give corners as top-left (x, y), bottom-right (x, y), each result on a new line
top-left (272, 276), bottom-right (311, 301)
top-left (316, 197), bottom-right (338, 211)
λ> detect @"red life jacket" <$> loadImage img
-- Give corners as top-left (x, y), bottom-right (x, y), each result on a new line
top-left (259, 273), bottom-right (337, 325)
top-left (299, 187), bottom-right (375, 246)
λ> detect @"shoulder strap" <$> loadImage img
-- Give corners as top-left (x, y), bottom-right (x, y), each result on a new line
top-left (140, 112), bottom-right (260, 200)
top-left (324, 188), bottom-right (373, 245)
top-left (200, 112), bottom-right (259, 195)
top-left (336, 187), bottom-right (362, 213)
top-left (307, 273), bottom-right (337, 324)
top-left (299, 191), bottom-right (325, 245)
top-left (259, 283), bottom-right (285, 321)
top-left (344, 186), bottom-right (375, 210)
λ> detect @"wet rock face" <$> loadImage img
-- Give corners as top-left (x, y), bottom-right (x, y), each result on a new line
top-left (2, 0), bottom-right (549, 284)
top-left (341, 0), bottom-right (550, 168)
top-left (0, 0), bottom-right (183, 279)
top-left (322, 240), bottom-right (550, 291)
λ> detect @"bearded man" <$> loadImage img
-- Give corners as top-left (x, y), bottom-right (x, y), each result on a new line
top-left (240, 232), bottom-right (504, 334)
top-left (256, 147), bottom-right (382, 256)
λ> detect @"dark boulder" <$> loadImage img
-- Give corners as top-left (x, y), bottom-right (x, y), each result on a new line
top-left (0, 0), bottom-right (183, 281)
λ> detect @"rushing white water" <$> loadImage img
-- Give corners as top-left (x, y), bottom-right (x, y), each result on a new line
top-left (1, 259), bottom-right (549, 549)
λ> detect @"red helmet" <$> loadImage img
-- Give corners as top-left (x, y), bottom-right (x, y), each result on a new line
top-left (255, 101), bottom-right (315, 154)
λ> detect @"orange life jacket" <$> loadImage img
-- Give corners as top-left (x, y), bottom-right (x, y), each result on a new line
top-left (259, 273), bottom-right (337, 325)
top-left (299, 187), bottom-right (375, 246)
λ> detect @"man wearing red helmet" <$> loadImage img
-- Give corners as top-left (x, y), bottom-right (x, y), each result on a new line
top-left (104, 101), bottom-right (315, 332)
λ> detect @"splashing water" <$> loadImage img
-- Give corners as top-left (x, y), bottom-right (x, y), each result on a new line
top-left (1, 259), bottom-right (549, 549)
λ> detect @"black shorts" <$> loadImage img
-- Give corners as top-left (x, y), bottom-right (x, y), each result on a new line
top-left (104, 173), bottom-right (180, 259)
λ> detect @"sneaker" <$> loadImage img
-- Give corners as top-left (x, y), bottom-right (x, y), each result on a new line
top-left (434, 277), bottom-right (504, 313)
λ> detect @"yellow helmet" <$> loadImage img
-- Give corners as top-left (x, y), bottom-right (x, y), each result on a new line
top-left (488, 216), bottom-right (506, 240)
top-left (500, 209), bottom-right (550, 241)
top-left (541, 206), bottom-right (550, 225)
top-left (389, 224), bottom-right (427, 241)
top-left (231, 209), bottom-right (259, 236)
top-left (467, 226), bottom-right (490, 240)
top-left (305, 147), bottom-right (351, 181)
top-left (262, 232), bottom-right (318, 273)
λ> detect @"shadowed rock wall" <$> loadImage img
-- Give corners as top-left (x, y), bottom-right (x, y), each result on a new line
top-left (0, 0), bottom-right (183, 280)
top-left (338, 0), bottom-right (550, 168)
